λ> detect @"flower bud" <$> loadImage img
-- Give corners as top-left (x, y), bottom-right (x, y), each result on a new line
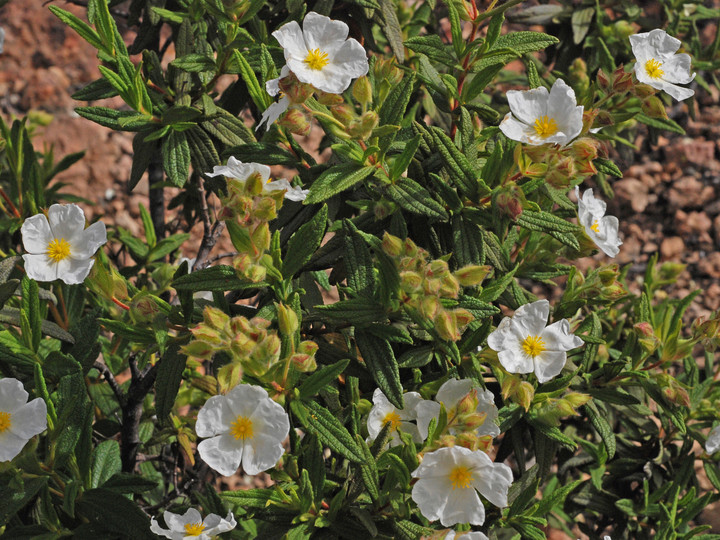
top-left (598, 264), bottom-right (620, 286)
top-left (633, 83), bottom-right (656, 98)
top-left (182, 340), bottom-right (215, 361)
top-left (331, 103), bottom-right (355, 125)
top-left (495, 184), bottom-right (525, 220)
top-left (439, 276), bottom-right (461, 298)
top-left (352, 76), bottom-right (373, 107)
top-left (434, 310), bottom-right (460, 341)
top-left (564, 392), bottom-right (591, 408)
top-left (517, 381), bottom-right (534, 412)
top-left (658, 262), bottom-right (686, 281)
top-left (400, 271), bottom-right (423, 293)
top-left (453, 308), bottom-right (474, 330)
top-left (420, 296), bottom-right (440, 320)
top-left (570, 138), bottom-right (599, 161)
top-left (382, 232), bottom-right (403, 257)
top-left (456, 389), bottom-right (479, 416)
top-left (278, 72), bottom-right (314, 104)
top-left (290, 352), bottom-right (317, 372)
top-left (612, 68), bottom-right (634, 94)
top-left (453, 265), bottom-right (492, 287)
top-left (276, 303), bottom-right (299, 335)
top-left (203, 306), bottom-right (230, 330)
top-left (315, 90), bottom-right (344, 106)
top-left (129, 291), bottom-right (166, 324)
top-left (373, 199), bottom-right (394, 220)
top-left (278, 108), bottom-right (311, 136)
top-left (642, 96), bottom-right (668, 119)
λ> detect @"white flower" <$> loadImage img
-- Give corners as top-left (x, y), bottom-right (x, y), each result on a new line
top-left (272, 12), bottom-right (368, 94)
top-left (257, 65), bottom-right (291, 131)
top-left (21, 204), bottom-right (107, 285)
top-left (366, 389), bottom-right (426, 447)
top-left (416, 379), bottom-right (500, 440)
top-left (575, 187), bottom-right (622, 257)
top-left (150, 508), bottom-right (236, 540)
top-left (499, 79), bottom-right (584, 146)
top-left (411, 446), bottom-right (513, 526)
top-left (205, 157), bottom-right (307, 201)
top-left (196, 384), bottom-right (290, 476)
top-left (487, 299), bottom-right (583, 384)
top-left (707, 425), bottom-right (720, 454)
top-left (445, 531), bottom-right (489, 540)
top-left (630, 29), bottom-right (695, 101)
top-left (0, 378), bottom-right (47, 462)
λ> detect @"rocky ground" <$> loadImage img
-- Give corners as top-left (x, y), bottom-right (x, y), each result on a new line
top-left (1, 0), bottom-right (720, 537)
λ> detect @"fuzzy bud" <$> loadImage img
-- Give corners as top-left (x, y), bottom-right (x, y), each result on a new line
top-left (276, 303), bottom-right (299, 336)
top-left (642, 96), bottom-right (668, 119)
top-left (129, 291), bottom-right (165, 324)
top-left (331, 104), bottom-right (355, 125)
top-left (453, 265), bottom-right (492, 287)
top-left (315, 90), bottom-right (344, 106)
top-left (634, 83), bottom-right (656, 98)
top-left (352, 76), bottom-right (373, 107)
top-left (278, 108), bottom-right (311, 136)
top-left (382, 233), bottom-right (404, 257)
top-left (434, 310), bottom-right (459, 341)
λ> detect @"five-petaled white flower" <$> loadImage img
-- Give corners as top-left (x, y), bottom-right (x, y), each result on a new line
top-left (499, 79), bottom-right (584, 146)
top-left (21, 204), bottom-right (107, 285)
top-left (272, 12), bottom-right (368, 94)
top-left (575, 187), bottom-right (622, 257)
top-left (206, 157), bottom-right (308, 202)
top-left (487, 299), bottom-right (583, 384)
top-left (366, 389), bottom-right (427, 447)
top-left (257, 65), bottom-right (291, 131)
top-left (150, 508), bottom-right (236, 539)
top-left (444, 531), bottom-right (489, 540)
top-left (411, 446), bottom-right (513, 526)
top-left (416, 379), bottom-right (500, 440)
top-left (0, 377), bottom-right (47, 462)
top-left (707, 425), bottom-right (720, 455)
top-left (630, 29), bottom-right (695, 101)
top-left (196, 384), bottom-right (290, 476)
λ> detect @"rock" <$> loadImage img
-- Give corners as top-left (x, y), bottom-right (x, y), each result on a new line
top-left (614, 178), bottom-right (649, 213)
top-left (698, 252), bottom-right (720, 278)
top-left (668, 176), bottom-right (715, 209)
top-left (660, 236), bottom-right (685, 260)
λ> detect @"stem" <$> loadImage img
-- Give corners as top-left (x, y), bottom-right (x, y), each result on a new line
top-left (121, 357), bottom-right (159, 473)
top-left (148, 159), bottom-right (166, 244)
top-left (193, 175), bottom-right (226, 271)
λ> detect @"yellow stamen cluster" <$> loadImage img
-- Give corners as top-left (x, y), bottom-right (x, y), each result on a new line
top-left (47, 238), bottom-right (71, 263)
top-left (590, 220), bottom-right (600, 233)
top-left (533, 115), bottom-right (558, 138)
top-left (522, 335), bottom-right (546, 357)
top-left (645, 58), bottom-right (664, 79)
top-left (383, 411), bottom-right (402, 431)
top-left (183, 522), bottom-right (206, 536)
top-left (449, 465), bottom-right (473, 489)
top-left (304, 48), bottom-right (330, 70)
top-left (230, 415), bottom-right (254, 441)
top-left (0, 411), bottom-right (11, 433)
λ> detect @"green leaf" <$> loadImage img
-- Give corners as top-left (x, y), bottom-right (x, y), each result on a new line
top-left (478, 264), bottom-right (519, 302)
top-left (355, 435), bottom-right (380, 501)
top-left (155, 344), bottom-right (186, 419)
top-left (516, 210), bottom-right (580, 250)
top-left (138, 203), bottom-right (156, 248)
top-left (54, 371), bottom-right (92, 468)
top-left (101, 473), bottom-right (158, 494)
top-left (298, 359), bottom-right (350, 400)
top-left (429, 126), bottom-right (480, 197)
top-left (387, 177), bottom-right (448, 221)
top-left (636, 113), bottom-right (685, 135)
top-left (397, 346), bottom-right (434, 368)
top-left (283, 204), bottom-right (328, 277)
top-left (378, 72), bottom-right (416, 130)
top-left (452, 216), bottom-right (484, 266)
top-left (355, 331), bottom-right (403, 409)
top-left (0, 307), bottom-right (75, 344)
top-left (393, 520), bottom-right (433, 540)
top-left (291, 400), bottom-right (365, 462)
top-left (220, 488), bottom-right (280, 509)
top-left (21, 277), bottom-right (40, 352)
top-left (48, 6), bottom-right (105, 52)
top-left (389, 134), bottom-right (422, 180)
top-left (594, 157), bottom-right (623, 177)
top-left (405, 35), bottom-right (456, 66)
top-left (75, 488), bottom-right (154, 539)
top-left (129, 134), bottom-right (156, 191)
top-left (493, 31), bottom-right (559, 55)
top-left (162, 130), bottom-right (191, 187)
top-left (147, 233), bottom-right (191, 262)
top-left (704, 462), bottom-right (720, 492)
top-left (232, 50), bottom-right (270, 110)
top-left (172, 265), bottom-right (258, 292)
top-left (571, 7), bottom-right (594, 44)
top-left (170, 53), bottom-right (217, 73)
top-left (186, 126), bottom-right (221, 176)
top-left (0, 476), bottom-right (48, 525)
top-left (379, 0), bottom-right (405, 61)
top-left (315, 297), bottom-right (387, 325)
top-left (91, 440), bottom-right (121, 489)
top-left (305, 164), bottom-right (375, 204)
top-left (527, 417), bottom-right (577, 450)
top-left (343, 220), bottom-right (376, 296)
top-left (584, 402), bottom-right (615, 460)
top-left (444, 0), bottom-right (464, 58)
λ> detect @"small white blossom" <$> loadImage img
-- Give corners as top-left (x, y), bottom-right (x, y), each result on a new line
top-left (366, 389), bottom-right (426, 447)
top-left (445, 531), bottom-right (489, 540)
top-left (411, 446), bottom-right (513, 526)
top-left (205, 157), bottom-right (307, 201)
top-left (707, 425), bottom-right (720, 454)
top-left (196, 384), bottom-right (290, 476)
top-left (499, 79), bottom-right (584, 146)
top-left (257, 65), bottom-right (291, 131)
top-left (0, 378), bottom-right (47, 462)
top-left (630, 29), bottom-right (695, 101)
top-left (150, 508), bottom-right (236, 539)
top-left (272, 12), bottom-right (368, 94)
top-left (416, 379), bottom-right (500, 440)
top-left (21, 204), bottom-right (107, 285)
top-left (575, 187), bottom-right (622, 257)
top-left (487, 300), bottom-right (583, 384)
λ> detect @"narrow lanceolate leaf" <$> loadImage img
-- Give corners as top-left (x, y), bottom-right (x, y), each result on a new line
top-left (594, 157), bottom-right (623, 177)
top-left (429, 126), bottom-right (480, 198)
top-left (389, 134), bottom-right (422, 180)
top-left (387, 178), bottom-right (448, 221)
top-left (452, 216), bottom-right (484, 266)
top-left (378, 72), bottom-right (416, 128)
top-left (75, 488), bottom-right (154, 539)
top-left (404, 35), bottom-right (456, 66)
top-left (314, 297), bottom-right (387, 326)
top-left (636, 113), bottom-right (685, 135)
top-left (283, 204), bottom-right (328, 278)
top-left (355, 435), bottom-right (380, 502)
top-left (172, 265), bottom-right (260, 292)
top-left (516, 210), bottom-right (581, 249)
top-left (162, 130), bottom-right (191, 187)
top-left (298, 359), bottom-right (350, 400)
top-left (232, 50), bottom-right (270, 110)
top-left (355, 331), bottom-right (403, 409)
top-left (343, 220), bottom-right (376, 296)
top-left (154, 344), bottom-right (186, 419)
top-left (74, 107), bottom-right (148, 131)
top-left (91, 440), bottom-right (121, 489)
top-left (225, 143), bottom-right (298, 167)
top-left (48, 6), bottom-right (105, 51)
top-left (585, 400), bottom-right (616, 459)
top-left (170, 53), bottom-right (216, 72)
top-left (304, 164), bottom-right (375, 204)
top-left (290, 400), bottom-right (365, 462)
top-left (186, 126), bottom-right (220, 177)
top-left (379, 0), bottom-right (404, 61)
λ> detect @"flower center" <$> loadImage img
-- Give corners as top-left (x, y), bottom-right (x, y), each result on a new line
top-left (304, 48), bottom-right (330, 70)
top-left (383, 411), bottom-right (402, 431)
top-left (590, 220), bottom-right (600, 233)
top-left (184, 522), bottom-right (206, 536)
top-left (645, 58), bottom-right (664, 79)
top-left (47, 238), bottom-right (71, 263)
top-left (449, 465), bottom-right (474, 489)
top-left (522, 335), bottom-right (546, 357)
top-left (533, 115), bottom-right (558, 138)
top-left (230, 415), bottom-right (253, 440)
top-left (0, 411), bottom-right (11, 433)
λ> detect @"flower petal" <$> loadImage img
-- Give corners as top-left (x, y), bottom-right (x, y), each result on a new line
top-left (629, 32), bottom-right (651, 62)
top-left (647, 28), bottom-right (681, 59)
top-left (471, 461), bottom-right (513, 508)
top-left (9, 398), bottom-right (47, 439)
top-left (0, 378), bottom-right (29, 413)
top-left (440, 485), bottom-right (486, 526)
top-left (21, 214), bottom-right (53, 254)
top-left (540, 320), bottom-right (583, 352)
top-left (328, 39), bottom-right (369, 79)
top-left (303, 12), bottom-right (349, 53)
top-left (225, 384), bottom-right (270, 418)
top-left (149, 517), bottom-right (177, 539)
top-left (707, 425), bottom-right (720, 454)
top-left (71, 221), bottom-right (107, 260)
top-left (436, 379), bottom-right (474, 409)
top-left (22, 254), bottom-right (59, 282)
top-left (250, 394), bottom-right (290, 443)
top-left (499, 113), bottom-right (533, 144)
top-left (55, 257), bottom-right (95, 285)
top-left (198, 433), bottom-right (243, 477)
top-left (256, 97), bottom-right (290, 131)
top-left (657, 79), bottom-right (694, 101)
top-left (272, 20), bottom-right (308, 59)
top-left (498, 348), bottom-right (534, 375)
top-left (662, 54), bottom-right (695, 84)
top-left (243, 431), bottom-right (285, 474)
top-left (415, 400), bottom-right (442, 440)
top-left (0, 429), bottom-right (31, 461)
top-left (506, 86), bottom-right (549, 126)
top-left (47, 204), bottom-right (87, 245)
top-left (196, 394), bottom-right (235, 438)
top-left (203, 512), bottom-right (237, 536)
top-left (513, 299), bottom-right (550, 336)
top-left (533, 350), bottom-right (568, 383)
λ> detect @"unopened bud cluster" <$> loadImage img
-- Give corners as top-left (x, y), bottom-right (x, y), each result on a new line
top-left (382, 233), bottom-right (488, 341)
top-left (519, 135), bottom-right (602, 189)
